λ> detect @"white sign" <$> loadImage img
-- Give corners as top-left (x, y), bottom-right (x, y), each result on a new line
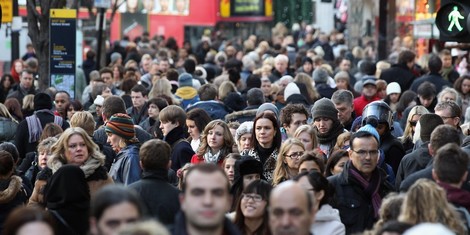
top-left (94, 0), bottom-right (111, 8)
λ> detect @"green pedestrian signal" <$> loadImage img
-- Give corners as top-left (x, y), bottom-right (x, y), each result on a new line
top-left (436, 1), bottom-right (470, 42)
top-left (448, 6), bottom-right (464, 32)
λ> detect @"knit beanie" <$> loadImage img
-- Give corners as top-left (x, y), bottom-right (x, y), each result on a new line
top-left (178, 73), bottom-right (193, 87)
top-left (34, 93), bottom-right (53, 111)
top-left (105, 113), bottom-right (136, 141)
top-left (311, 98), bottom-right (338, 121)
top-left (236, 121), bottom-right (254, 141)
top-left (110, 52), bottom-right (122, 64)
top-left (313, 68), bottom-right (329, 84)
top-left (256, 103), bottom-right (279, 120)
top-left (386, 82), bottom-right (401, 95)
top-left (284, 83), bottom-right (301, 101)
top-left (419, 113), bottom-right (444, 142)
top-left (358, 124), bottom-right (380, 143)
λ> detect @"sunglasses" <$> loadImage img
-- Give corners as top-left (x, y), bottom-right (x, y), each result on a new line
top-left (409, 121), bottom-right (417, 127)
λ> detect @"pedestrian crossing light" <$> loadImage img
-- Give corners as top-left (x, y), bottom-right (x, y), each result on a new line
top-left (436, 1), bottom-right (470, 42)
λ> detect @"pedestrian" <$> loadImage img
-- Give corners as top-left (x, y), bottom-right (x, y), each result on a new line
top-left (191, 120), bottom-right (234, 165)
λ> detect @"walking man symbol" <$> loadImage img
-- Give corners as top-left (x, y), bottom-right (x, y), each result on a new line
top-left (448, 6), bottom-right (464, 32)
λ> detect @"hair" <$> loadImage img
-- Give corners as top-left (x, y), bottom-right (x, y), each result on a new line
top-left (0, 143), bottom-right (19, 164)
top-left (196, 120), bottom-right (234, 159)
top-left (234, 180), bottom-right (272, 235)
top-left (398, 179), bottom-right (465, 234)
top-left (39, 123), bottom-right (63, 143)
top-left (401, 106), bottom-right (429, 144)
top-left (437, 87), bottom-right (460, 104)
top-left (2, 206), bottom-right (56, 235)
top-left (334, 132), bottom-right (351, 150)
top-left (1, 74), bottom-right (15, 89)
top-left (120, 78), bottom-right (138, 94)
top-left (198, 83), bottom-right (218, 101)
top-left (0, 150), bottom-right (14, 176)
top-left (218, 81), bottom-right (237, 101)
top-left (22, 94), bottom-right (35, 111)
top-left (252, 112), bottom-right (282, 150)
top-left (427, 54), bottom-right (442, 74)
top-left (99, 67), bottom-right (113, 78)
top-left (91, 185), bottom-right (144, 220)
top-left (396, 91), bottom-right (417, 116)
top-left (149, 78), bottom-right (174, 100)
top-left (0, 103), bottom-right (16, 122)
top-left (102, 96), bottom-right (126, 120)
top-left (430, 125), bottom-right (461, 153)
top-left (222, 153), bottom-right (241, 173)
top-left (37, 136), bottom-right (58, 155)
top-left (247, 88), bottom-right (265, 106)
top-left (131, 84), bottom-right (148, 97)
top-left (177, 163), bottom-right (192, 191)
top-left (397, 50), bottom-right (416, 64)
top-left (147, 97), bottom-right (168, 112)
top-left (298, 150), bottom-right (326, 174)
top-left (325, 149), bottom-right (349, 177)
top-left (349, 131), bottom-right (378, 151)
top-left (374, 193), bottom-right (405, 229)
top-left (294, 73), bottom-right (319, 102)
top-left (280, 103), bottom-right (308, 127)
top-left (159, 105), bottom-right (186, 126)
top-left (417, 82), bottom-right (437, 98)
top-left (182, 163), bottom-right (230, 193)
top-left (293, 170), bottom-right (331, 207)
top-left (186, 108), bottom-right (212, 137)
top-left (50, 127), bottom-right (102, 164)
top-left (434, 101), bottom-right (461, 120)
top-left (272, 138), bottom-right (305, 186)
top-left (293, 125), bottom-right (319, 151)
top-left (65, 100), bottom-right (83, 117)
top-left (453, 75), bottom-right (470, 95)
top-left (140, 139), bottom-right (171, 171)
top-left (69, 111), bottom-right (96, 136)
top-left (331, 89), bottom-right (354, 106)
top-left (4, 98), bottom-right (23, 121)
top-left (433, 143), bottom-right (469, 184)
top-left (228, 68), bottom-right (241, 85)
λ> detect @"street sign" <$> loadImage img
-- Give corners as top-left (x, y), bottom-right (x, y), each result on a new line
top-left (0, 0), bottom-right (12, 23)
top-left (49, 9), bottom-right (77, 99)
top-left (436, 1), bottom-right (470, 42)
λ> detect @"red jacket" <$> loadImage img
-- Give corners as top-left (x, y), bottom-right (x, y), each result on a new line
top-left (190, 154), bottom-right (224, 166)
top-left (353, 95), bottom-right (380, 116)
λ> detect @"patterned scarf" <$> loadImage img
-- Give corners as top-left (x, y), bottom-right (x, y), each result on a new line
top-left (348, 164), bottom-right (382, 218)
top-left (203, 150), bottom-right (221, 164)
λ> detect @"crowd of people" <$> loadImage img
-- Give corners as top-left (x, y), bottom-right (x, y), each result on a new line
top-left (0, 22), bottom-right (470, 235)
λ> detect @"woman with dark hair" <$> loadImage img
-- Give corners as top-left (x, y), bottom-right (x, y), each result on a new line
top-left (191, 120), bottom-right (234, 165)
top-left (120, 78), bottom-right (138, 109)
top-left (234, 180), bottom-right (272, 235)
top-left (4, 98), bottom-right (23, 122)
top-left (454, 75), bottom-right (470, 118)
top-left (295, 171), bottom-right (345, 235)
top-left (186, 108), bottom-right (212, 152)
top-left (393, 90), bottom-right (417, 126)
top-left (139, 97), bottom-right (168, 139)
top-left (241, 112), bottom-right (282, 182)
top-left (325, 150), bottom-right (350, 177)
top-left (65, 99), bottom-right (84, 121)
top-left (0, 74), bottom-right (15, 103)
top-left (3, 206), bottom-right (55, 235)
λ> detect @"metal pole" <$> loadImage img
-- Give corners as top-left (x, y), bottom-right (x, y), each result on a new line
top-left (377, 0), bottom-right (387, 61)
top-left (96, 7), bottom-right (105, 70)
top-left (11, 0), bottom-right (20, 62)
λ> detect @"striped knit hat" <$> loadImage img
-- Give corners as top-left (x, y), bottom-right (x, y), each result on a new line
top-left (105, 113), bottom-right (136, 141)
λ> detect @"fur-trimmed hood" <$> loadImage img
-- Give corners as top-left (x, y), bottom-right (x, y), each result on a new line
top-left (0, 176), bottom-right (22, 204)
top-left (47, 151), bottom-right (105, 178)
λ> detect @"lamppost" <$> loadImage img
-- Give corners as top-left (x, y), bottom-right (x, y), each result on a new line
top-left (95, 0), bottom-right (111, 70)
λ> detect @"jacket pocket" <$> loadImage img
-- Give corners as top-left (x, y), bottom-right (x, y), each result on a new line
top-left (337, 197), bottom-right (362, 226)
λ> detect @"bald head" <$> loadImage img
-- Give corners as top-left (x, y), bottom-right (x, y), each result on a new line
top-left (269, 181), bottom-right (314, 235)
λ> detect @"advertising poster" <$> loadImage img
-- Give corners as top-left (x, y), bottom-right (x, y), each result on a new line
top-left (120, 0), bottom-right (190, 15)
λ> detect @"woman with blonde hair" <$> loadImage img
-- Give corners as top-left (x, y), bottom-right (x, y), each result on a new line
top-left (398, 179), bottom-right (465, 234)
top-left (190, 120), bottom-right (234, 165)
top-left (399, 105), bottom-right (429, 152)
top-left (293, 124), bottom-right (319, 151)
top-left (272, 138), bottom-right (305, 186)
top-left (295, 72), bottom-right (320, 103)
top-left (149, 78), bottom-right (180, 105)
top-left (219, 81), bottom-right (238, 101)
top-left (22, 94), bottom-right (35, 117)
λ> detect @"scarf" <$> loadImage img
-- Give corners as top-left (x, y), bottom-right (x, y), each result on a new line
top-left (348, 164), bottom-right (382, 218)
top-left (203, 150), bottom-right (222, 164)
top-left (49, 152), bottom-right (104, 178)
top-left (441, 66), bottom-right (454, 81)
top-left (317, 121), bottom-right (344, 144)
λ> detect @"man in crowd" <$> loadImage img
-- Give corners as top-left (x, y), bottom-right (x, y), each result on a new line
top-left (280, 103), bottom-right (308, 138)
top-left (353, 78), bottom-right (380, 116)
top-left (311, 98), bottom-right (345, 157)
top-left (434, 101), bottom-right (465, 140)
top-left (7, 69), bottom-right (37, 105)
top-left (380, 50), bottom-right (416, 91)
top-left (54, 91), bottom-right (70, 118)
top-left (410, 54), bottom-right (451, 93)
top-left (127, 84), bottom-right (149, 125)
top-left (332, 90), bottom-right (356, 131)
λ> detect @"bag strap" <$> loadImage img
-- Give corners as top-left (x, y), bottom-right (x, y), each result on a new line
top-left (49, 210), bottom-right (79, 235)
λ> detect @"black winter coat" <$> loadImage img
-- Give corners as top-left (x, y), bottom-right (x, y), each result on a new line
top-left (171, 211), bottom-right (242, 235)
top-left (380, 64), bottom-right (415, 91)
top-left (395, 142), bottom-right (432, 189)
top-left (164, 126), bottom-right (194, 172)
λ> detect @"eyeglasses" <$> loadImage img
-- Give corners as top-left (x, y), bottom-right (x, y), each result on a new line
top-left (409, 121), bottom-right (417, 127)
top-left (242, 193), bottom-right (263, 202)
top-left (285, 151), bottom-right (304, 159)
top-left (352, 149), bottom-right (379, 158)
top-left (440, 116), bottom-right (456, 120)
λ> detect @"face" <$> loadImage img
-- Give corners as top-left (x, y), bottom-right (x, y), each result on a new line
top-left (440, 92), bottom-right (456, 102)
top-left (186, 119), bottom-right (200, 140)
top-left (462, 79), bottom-right (470, 94)
top-left (102, 87), bottom-right (112, 98)
top-left (2, 77), bottom-right (12, 88)
top-left (261, 80), bottom-right (272, 96)
top-left (275, 60), bottom-right (288, 74)
top-left (303, 62), bottom-right (313, 73)
top-left (410, 114), bottom-right (421, 133)
top-left (20, 72), bottom-right (34, 89)
top-left (15, 61), bottom-right (23, 73)
top-left (243, 173), bottom-right (261, 189)
top-left (335, 79), bottom-right (348, 90)
top-left (339, 59), bottom-right (351, 71)
top-left (314, 117), bottom-right (333, 134)
top-left (419, 96), bottom-right (434, 108)
top-left (389, 93), bottom-right (400, 103)
top-left (284, 144), bottom-right (304, 171)
top-left (160, 121), bottom-right (179, 136)
top-left (181, 171), bottom-right (231, 231)
top-left (435, 108), bottom-right (459, 126)
top-left (101, 72), bottom-right (113, 86)
top-left (349, 136), bottom-right (379, 179)
top-left (335, 102), bottom-right (353, 125)
top-left (331, 156), bottom-right (349, 175)
top-left (269, 186), bottom-right (313, 235)
top-left (298, 160), bottom-right (320, 174)
top-left (441, 55), bottom-right (452, 68)
top-left (159, 61), bottom-right (170, 73)
top-left (241, 193), bottom-right (268, 219)
top-left (131, 91), bottom-right (147, 109)
top-left (143, 0), bottom-right (154, 11)
top-left (17, 222), bottom-right (54, 235)
top-left (65, 134), bottom-right (89, 165)
top-left (255, 118), bottom-right (276, 148)
top-left (142, 60), bottom-right (151, 73)
top-left (285, 113), bottom-right (307, 137)
top-left (297, 132), bottom-right (314, 151)
top-left (238, 133), bottom-right (253, 152)
top-left (147, 103), bottom-right (160, 119)
top-left (54, 93), bottom-right (69, 112)
top-left (362, 84), bottom-right (377, 98)
top-left (67, 107), bottom-right (76, 120)
top-left (207, 125), bottom-right (225, 152)
top-left (38, 151), bottom-right (51, 169)
top-left (92, 202), bottom-right (140, 235)
top-left (224, 158), bottom-right (236, 183)
top-left (106, 132), bottom-right (122, 152)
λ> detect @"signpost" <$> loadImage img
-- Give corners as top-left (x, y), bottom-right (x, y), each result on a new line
top-left (49, 9), bottom-right (76, 99)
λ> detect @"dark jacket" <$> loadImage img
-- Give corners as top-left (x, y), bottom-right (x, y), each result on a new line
top-left (128, 169), bottom-right (181, 228)
top-left (164, 126), bottom-right (194, 172)
top-left (109, 144), bottom-right (141, 186)
top-left (126, 102), bottom-right (149, 125)
top-left (328, 161), bottom-right (394, 235)
top-left (316, 83), bottom-right (337, 99)
top-left (15, 111), bottom-right (69, 160)
top-left (0, 176), bottom-right (28, 234)
top-left (380, 131), bottom-right (405, 175)
top-left (395, 142), bottom-right (432, 189)
top-left (380, 64), bottom-right (415, 91)
top-left (410, 72), bottom-right (452, 93)
top-left (225, 109), bottom-right (258, 123)
top-left (172, 211), bottom-right (242, 235)
top-left (139, 117), bottom-right (163, 139)
top-left (186, 100), bottom-right (230, 120)
top-left (7, 84), bottom-right (37, 106)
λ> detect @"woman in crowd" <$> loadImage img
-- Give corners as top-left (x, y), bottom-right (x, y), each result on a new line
top-left (149, 78), bottom-right (180, 105)
top-left (223, 153), bottom-right (241, 186)
top-left (22, 94), bottom-right (35, 118)
top-left (29, 127), bottom-right (112, 205)
top-left (191, 120), bottom-right (234, 165)
top-left (3, 207), bottom-right (55, 235)
top-left (437, 87), bottom-right (459, 103)
top-left (298, 151), bottom-right (326, 174)
top-left (334, 132), bottom-right (351, 151)
top-left (10, 59), bottom-right (23, 83)
top-left (20, 137), bottom-right (58, 185)
top-left (398, 179), bottom-right (465, 234)
top-left (106, 113), bottom-right (140, 185)
top-left (399, 105), bottom-right (428, 152)
top-left (325, 149), bottom-right (350, 177)
top-left (230, 156), bottom-right (264, 212)
top-left (120, 78), bottom-right (138, 109)
top-left (4, 98), bottom-right (23, 122)
top-left (295, 171), bottom-right (345, 235)
top-left (139, 97), bottom-right (168, 139)
top-left (295, 72), bottom-right (320, 103)
top-left (0, 103), bottom-right (18, 144)
top-left (185, 108), bottom-right (212, 152)
top-left (394, 90), bottom-right (417, 127)
top-left (272, 138), bottom-right (305, 186)
top-left (219, 81), bottom-right (238, 101)
top-left (65, 99), bottom-right (84, 122)
top-left (0, 74), bottom-right (15, 103)
top-left (233, 180), bottom-right (272, 235)
top-left (293, 124), bottom-right (319, 152)
top-left (384, 82), bottom-right (401, 112)
top-left (235, 121), bottom-right (254, 153)
top-left (454, 75), bottom-right (470, 117)
top-left (241, 112), bottom-right (282, 182)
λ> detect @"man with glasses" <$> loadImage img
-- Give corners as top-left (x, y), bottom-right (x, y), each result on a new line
top-left (434, 101), bottom-right (465, 141)
top-left (328, 130), bottom-right (394, 234)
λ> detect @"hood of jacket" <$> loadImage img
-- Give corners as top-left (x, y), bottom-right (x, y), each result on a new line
top-left (0, 176), bottom-right (22, 204)
top-left (315, 204), bottom-right (342, 222)
top-left (175, 87), bottom-right (198, 99)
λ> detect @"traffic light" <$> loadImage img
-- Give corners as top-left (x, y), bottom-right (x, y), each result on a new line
top-left (436, 0), bottom-right (470, 42)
